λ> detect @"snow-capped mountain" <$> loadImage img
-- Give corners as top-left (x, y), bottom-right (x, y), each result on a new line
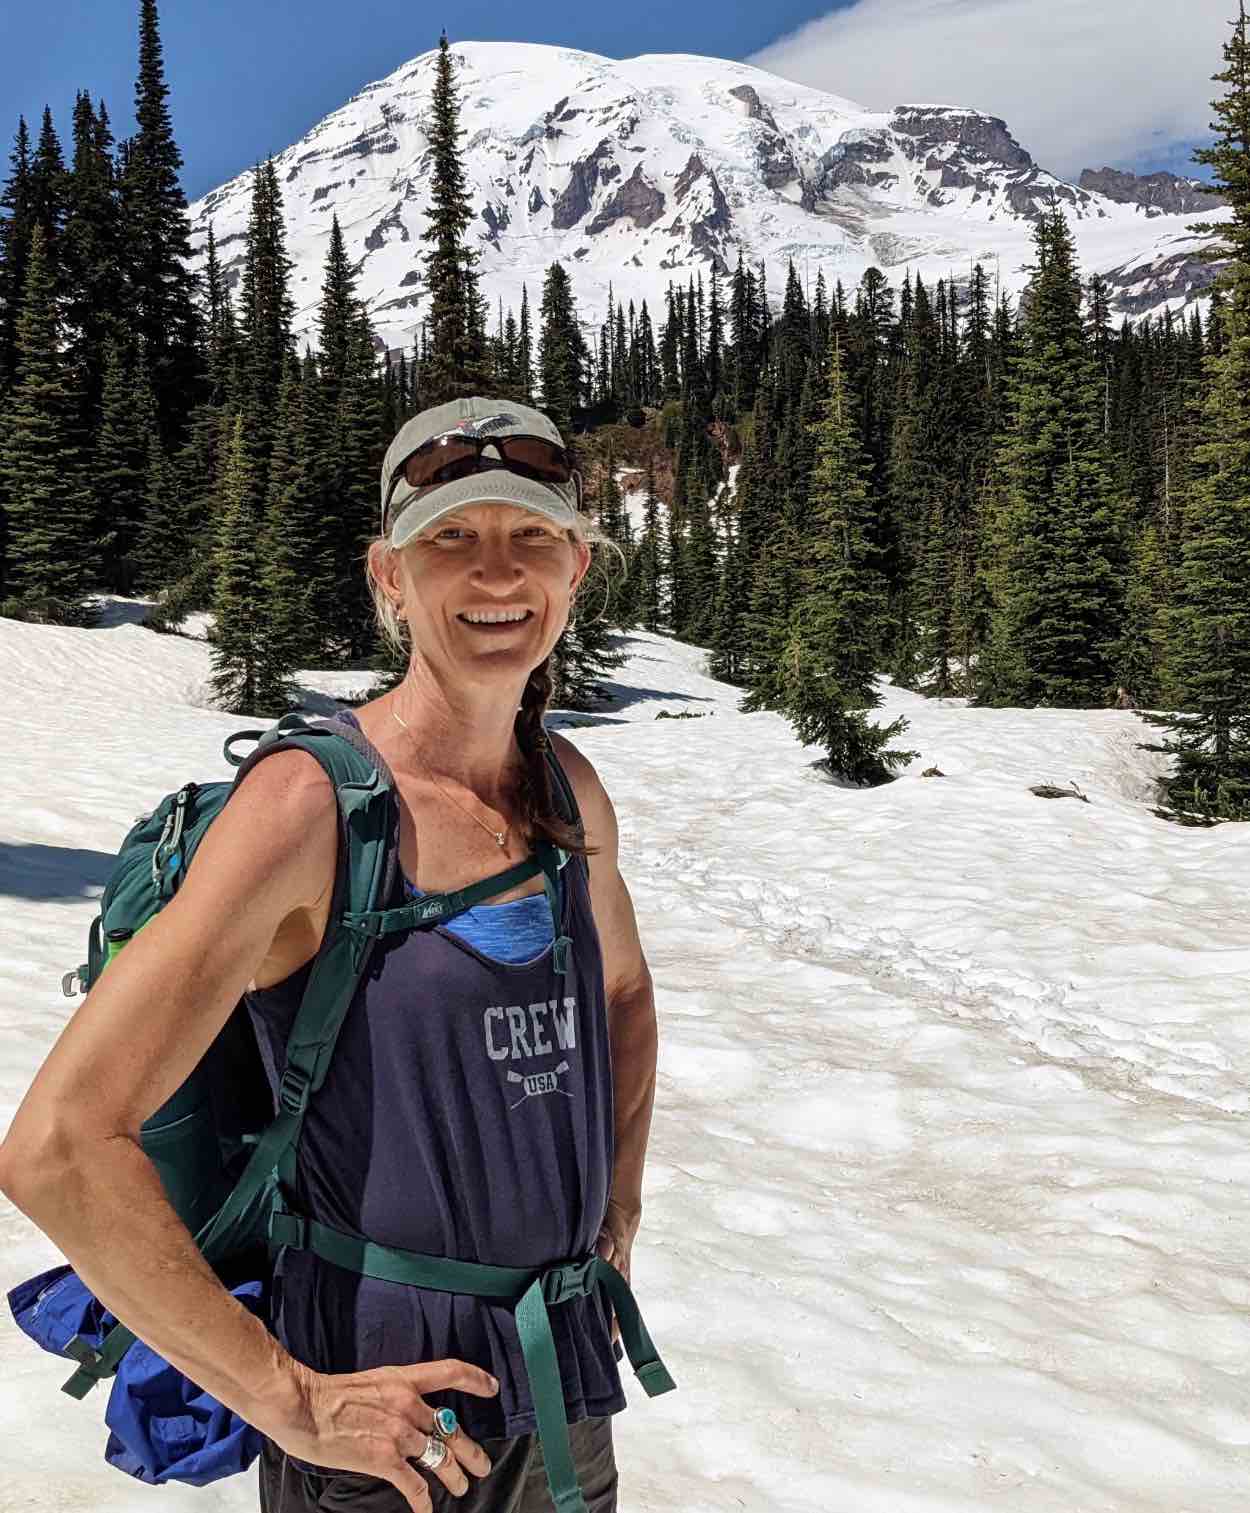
top-left (187, 42), bottom-right (1230, 352)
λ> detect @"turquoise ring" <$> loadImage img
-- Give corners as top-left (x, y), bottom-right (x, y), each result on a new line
top-left (433, 1407), bottom-right (459, 1439)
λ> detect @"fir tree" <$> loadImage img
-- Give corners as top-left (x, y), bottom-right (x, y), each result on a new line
top-left (419, 34), bottom-right (487, 404)
top-left (1140, 1), bottom-right (1250, 817)
top-left (28, 108), bottom-right (67, 264)
top-left (317, 214), bottom-right (355, 415)
top-left (62, 93), bottom-right (125, 430)
top-left (133, 426), bottom-right (182, 590)
top-left (123, 0), bottom-right (202, 439)
top-left (210, 413), bottom-right (280, 711)
top-left (0, 118), bottom-right (34, 397)
top-left (94, 338), bottom-right (157, 589)
top-left (550, 592), bottom-right (625, 711)
top-left (335, 309), bottom-right (387, 661)
top-left (258, 359), bottom-right (319, 688)
top-left (538, 261), bottom-right (583, 433)
top-left (0, 227), bottom-right (97, 623)
top-left (518, 283), bottom-right (534, 401)
top-left (780, 334), bottom-right (913, 784)
top-left (983, 211), bottom-right (1126, 706)
top-left (634, 459), bottom-right (663, 633)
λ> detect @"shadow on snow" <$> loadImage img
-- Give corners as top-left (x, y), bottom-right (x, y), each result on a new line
top-left (0, 842), bottom-right (116, 902)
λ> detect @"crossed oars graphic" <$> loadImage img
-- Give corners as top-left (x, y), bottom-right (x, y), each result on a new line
top-left (507, 1060), bottom-right (572, 1109)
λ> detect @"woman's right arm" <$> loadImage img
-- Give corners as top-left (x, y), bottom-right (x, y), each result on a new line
top-left (0, 750), bottom-right (495, 1510)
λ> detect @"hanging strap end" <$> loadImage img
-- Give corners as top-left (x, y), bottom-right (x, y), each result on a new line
top-left (60, 1336), bottom-right (106, 1399)
top-left (635, 1359), bottom-right (677, 1397)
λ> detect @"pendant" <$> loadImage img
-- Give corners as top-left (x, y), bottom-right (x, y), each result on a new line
top-left (495, 831), bottom-right (506, 847)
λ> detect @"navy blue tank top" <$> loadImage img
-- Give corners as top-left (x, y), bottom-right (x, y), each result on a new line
top-left (246, 749), bottom-right (624, 1448)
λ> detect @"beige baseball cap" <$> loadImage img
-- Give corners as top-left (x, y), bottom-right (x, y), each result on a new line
top-left (380, 397), bottom-right (580, 550)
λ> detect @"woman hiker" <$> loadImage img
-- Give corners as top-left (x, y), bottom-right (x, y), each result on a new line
top-left (0, 398), bottom-right (661, 1512)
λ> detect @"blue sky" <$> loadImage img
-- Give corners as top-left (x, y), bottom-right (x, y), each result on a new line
top-left (0, 0), bottom-right (1219, 201)
top-left (0, 0), bottom-right (843, 201)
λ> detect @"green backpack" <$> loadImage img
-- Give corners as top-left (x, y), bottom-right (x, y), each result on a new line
top-left (55, 711), bottom-right (673, 1513)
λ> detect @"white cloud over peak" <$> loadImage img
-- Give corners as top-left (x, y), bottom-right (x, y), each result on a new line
top-left (749, 0), bottom-right (1229, 181)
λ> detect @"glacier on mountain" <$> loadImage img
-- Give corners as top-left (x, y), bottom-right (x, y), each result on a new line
top-left (186, 41), bottom-right (1230, 353)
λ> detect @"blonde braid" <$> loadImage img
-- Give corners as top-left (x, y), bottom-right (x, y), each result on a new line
top-left (514, 657), bottom-right (596, 857)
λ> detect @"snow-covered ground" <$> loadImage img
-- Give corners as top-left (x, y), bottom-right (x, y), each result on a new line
top-left (2, 611), bottom-right (1248, 1511)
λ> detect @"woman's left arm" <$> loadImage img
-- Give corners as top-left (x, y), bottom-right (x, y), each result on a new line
top-left (551, 735), bottom-right (657, 1281)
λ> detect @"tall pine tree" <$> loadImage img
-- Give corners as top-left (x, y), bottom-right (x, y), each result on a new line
top-left (0, 227), bottom-right (97, 623)
top-left (780, 334), bottom-right (913, 784)
top-left (983, 211), bottom-right (1126, 706)
top-left (123, 0), bottom-right (202, 440)
top-left (418, 34), bottom-right (488, 404)
top-left (1141, 1), bottom-right (1250, 817)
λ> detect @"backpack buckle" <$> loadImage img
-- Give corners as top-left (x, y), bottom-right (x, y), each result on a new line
top-left (542, 1256), bottom-right (598, 1307)
top-left (268, 1208), bottom-right (308, 1250)
top-left (278, 1067), bottom-right (311, 1115)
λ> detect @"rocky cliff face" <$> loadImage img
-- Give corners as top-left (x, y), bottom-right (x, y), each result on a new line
top-left (186, 43), bottom-right (1232, 350)
top-left (1078, 167), bottom-right (1228, 217)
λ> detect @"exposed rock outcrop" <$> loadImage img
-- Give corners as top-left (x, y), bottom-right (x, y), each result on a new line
top-left (1078, 167), bottom-right (1228, 217)
top-left (363, 202), bottom-right (409, 253)
top-left (818, 130), bottom-right (896, 193)
top-left (481, 201), bottom-right (511, 241)
top-left (587, 164), bottom-right (666, 234)
top-left (671, 154), bottom-right (732, 271)
top-left (890, 106), bottom-right (1033, 169)
top-left (1100, 248), bottom-right (1226, 315)
top-left (728, 84), bottom-right (780, 135)
top-left (551, 138), bottom-right (616, 230)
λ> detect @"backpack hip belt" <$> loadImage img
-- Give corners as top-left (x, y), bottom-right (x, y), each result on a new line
top-left (268, 1206), bottom-right (674, 1513)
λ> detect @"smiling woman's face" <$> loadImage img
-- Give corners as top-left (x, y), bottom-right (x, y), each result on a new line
top-left (374, 500), bottom-right (592, 679)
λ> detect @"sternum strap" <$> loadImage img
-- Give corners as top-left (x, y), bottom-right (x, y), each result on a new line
top-left (269, 1209), bottom-right (675, 1513)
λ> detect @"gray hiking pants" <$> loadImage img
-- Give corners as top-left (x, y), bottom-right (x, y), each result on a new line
top-left (258, 1417), bottom-right (618, 1512)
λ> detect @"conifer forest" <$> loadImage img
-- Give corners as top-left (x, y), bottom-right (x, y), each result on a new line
top-left (1, 5), bottom-right (1249, 819)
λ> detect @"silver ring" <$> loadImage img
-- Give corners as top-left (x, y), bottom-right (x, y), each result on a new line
top-left (415, 1435), bottom-right (450, 1471)
top-left (433, 1407), bottom-right (459, 1439)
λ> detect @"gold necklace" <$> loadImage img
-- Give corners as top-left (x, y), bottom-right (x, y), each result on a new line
top-left (390, 705), bottom-right (510, 849)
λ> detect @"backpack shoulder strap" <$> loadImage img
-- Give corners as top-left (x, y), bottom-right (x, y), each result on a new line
top-left (542, 727), bottom-right (582, 833)
top-left (192, 713), bottom-right (400, 1265)
top-left (60, 712), bottom-right (402, 1399)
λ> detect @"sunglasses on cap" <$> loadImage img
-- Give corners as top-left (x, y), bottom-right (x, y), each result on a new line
top-left (383, 430), bottom-right (575, 525)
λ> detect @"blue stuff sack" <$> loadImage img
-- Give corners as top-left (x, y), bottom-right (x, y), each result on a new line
top-left (8, 1266), bottom-right (265, 1486)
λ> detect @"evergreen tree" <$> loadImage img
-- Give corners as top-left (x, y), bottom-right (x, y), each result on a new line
top-left (0, 118), bottom-right (34, 397)
top-left (210, 414), bottom-right (264, 709)
top-left (780, 334), bottom-right (913, 784)
top-left (1140, 1), bottom-right (1250, 817)
top-left (335, 309), bottom-right (388, 661)
top-left (634, 459), bottom-right (663, 633)
top-left (94, 338), bottom-right (157, 589)
top-left (237, 158), bottom-right (295, 488)
top-left (0, 227), bottom-right (96, 623)
top-left (419, 33), bottom-right (487, 404)
top-left (133, 426), bottom-right (182, 590)
top-left (983, 211), bottom-right (1126, 705)
top-left (538, 261), bottom-right (583, 433)
top-left (317, 214), bottom-right (355, 415)
top-left (518, 283), bottom-right (534, 401)
top-left (200, 222), bottom-right (238, 408)
top-left (258, 359), bottom-right (319, 688)
top-left (123, 0), bottom-right (202, 440)
top-left (62, 93), bottom-right (125, 430)
top-left (28, 108), bottom-right (67, 264)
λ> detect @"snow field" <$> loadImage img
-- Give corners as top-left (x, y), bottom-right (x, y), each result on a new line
top-left (1, 615), bottom-right (1248, 1510)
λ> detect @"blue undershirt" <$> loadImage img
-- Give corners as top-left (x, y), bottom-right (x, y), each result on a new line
top-left (403, 874), bottom-right (558, 964)
top-left (335, 710), bottom-right (560, 965)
